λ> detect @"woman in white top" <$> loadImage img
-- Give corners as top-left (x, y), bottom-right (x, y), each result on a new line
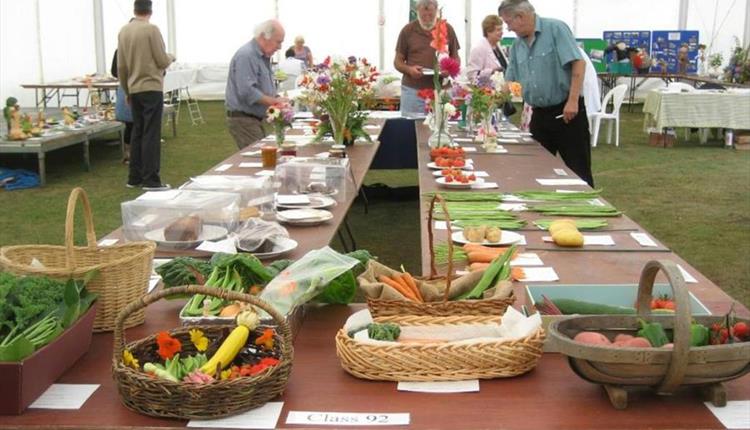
top-left (466, 15), bottom-right (507, 80)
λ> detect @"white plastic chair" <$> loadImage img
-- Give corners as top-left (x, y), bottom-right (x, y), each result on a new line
top-left (590, 84), bottom-right (628, 147)
top-left (664, 82), bottom-right (696, 92)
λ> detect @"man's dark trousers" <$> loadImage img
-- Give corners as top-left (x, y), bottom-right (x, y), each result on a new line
top-left (530, 97), bottom-right (594, 187)
top-left (129, 91), bottom-right (164, 187)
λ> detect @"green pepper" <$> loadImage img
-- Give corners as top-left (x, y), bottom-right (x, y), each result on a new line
top-left (690, 321), bottom-right (709, 347)
top-left (637, 319), bottom-right (669, 347)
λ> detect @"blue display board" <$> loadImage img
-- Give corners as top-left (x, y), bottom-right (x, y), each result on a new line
top-left (651, 31), bottom-right (700, 74)
top-left (602, 31), bottom-right (651, 64)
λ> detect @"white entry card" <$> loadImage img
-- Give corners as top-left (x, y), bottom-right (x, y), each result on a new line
top-left (286, 411), bottom-right (410, 426)
top-left (536, 178), bottom-right (588, 186)
top-left (553, 168), bottom-right (568, 176)
top-left (187, 402), bottom-right (284, 429)
top-left (29, 384), bottom-right (99, 409)
top-left (677, 264), bottom-right (699, 283)
top-left (398, 380), bottom-right (479, 393)
top-left (704, 401), bottom-right (750, 430)
top-left (631, 232), bottom-right (658, 247)
top-left (214, 163), bottom-right (233, 172)
top-left (239, 162), bottom-right (263, 168)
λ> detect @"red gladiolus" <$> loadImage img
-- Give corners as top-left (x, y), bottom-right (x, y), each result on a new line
top-left (440, 57), bottom-right (460, 78)
top-left (417, 88), bottom-right (435, 101)
top-left (156, 331), bottom-right (182, 360)
top-left (430, 19), bottom-right (448, 54)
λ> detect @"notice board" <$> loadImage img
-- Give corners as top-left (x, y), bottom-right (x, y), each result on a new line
top-left (651, 30), bottom-right (700, 74)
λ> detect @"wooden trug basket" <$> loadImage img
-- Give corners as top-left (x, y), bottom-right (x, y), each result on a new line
top-left (366, 194), bottom-right (515, 317)
top-left (548, 260), bottom-right (750, 409)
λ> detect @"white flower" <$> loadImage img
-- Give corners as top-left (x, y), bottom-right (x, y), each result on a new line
top-left (490, 71), bottom-right (506, 91)
top-left (443, 102), bottom-right (456, 117)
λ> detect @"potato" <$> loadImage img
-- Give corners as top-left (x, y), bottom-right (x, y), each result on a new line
top-left (549, 219), bottom-right (577, 234)
top-left (621, 337), bottom-right (652, 348)
top-left (485, 226), bottom-right (502, 243)
top-left (463, 226), bottom-right (486, 243)
top-left (614, 334), bottom-right (635, 343)
top-left (573, 331), bottom-right (611, 345)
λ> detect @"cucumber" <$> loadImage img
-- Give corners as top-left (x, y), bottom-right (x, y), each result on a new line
top-left (551, 298), bottom-right (636, 315)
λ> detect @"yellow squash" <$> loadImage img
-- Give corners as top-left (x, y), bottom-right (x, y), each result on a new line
top-left (199, 308), bottom-right (260, 376)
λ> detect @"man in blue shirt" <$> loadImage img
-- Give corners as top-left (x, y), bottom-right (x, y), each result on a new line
top-left (499, 0), bottom-right (593, 186)
top-left (226, 19), bottom-right (289, 149)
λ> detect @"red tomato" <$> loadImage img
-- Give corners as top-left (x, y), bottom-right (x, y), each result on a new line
top-left (444, 176), bottom-right (453, 183)
top-left (453, 158), bottom-right (465, 167)
top-left (733, 322), bottom-right (749, 338)
top-left (468, 174), bottom-right (476, 181)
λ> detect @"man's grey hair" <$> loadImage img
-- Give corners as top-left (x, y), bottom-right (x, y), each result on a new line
top-left (416, 0), bottom-right (438, 10)
top-left (254, 20), bottom-right (278, 40)
top-left (497, 0), bottom-right (535, 16)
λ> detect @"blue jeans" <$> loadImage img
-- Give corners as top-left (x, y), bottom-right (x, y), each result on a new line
top-left (400, 85), bottom-right (426, 117)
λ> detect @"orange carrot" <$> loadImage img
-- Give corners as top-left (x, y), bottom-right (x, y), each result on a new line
top-left (394, 275), bottom-right (415, 300)
top-left (378, 275), bottom-right (417, 301)
top-left (511, 267), bottom-right (525, 281)
top-left (401, 273), bottom-right (423, 302)
top-left (462, 244), bottom-right (508, 254)
top-left (469, 262), bottom-right (490, 272)
top-left (467, 251), bottom-right (503, 263)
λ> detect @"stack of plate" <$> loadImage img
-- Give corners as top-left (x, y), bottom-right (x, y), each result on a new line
top-left (276, 208), bottom-right (333, 226)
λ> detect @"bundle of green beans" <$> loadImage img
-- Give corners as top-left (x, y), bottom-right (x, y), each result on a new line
top-left (527, 205), bottom-right (621, 217)
top-left (423, 191), bottom-right (502, 202)
top-left (433, 243), bottom-right (468, 265)
top-left (433, 211), bottom-right (517, 221)
top-left (533, 219), bottom-right (609, 230)
top-left (438, 201), bottom-right (504, 212)
top-left (501, 189), bottom-right (602, 201)
top-left (453, 219), bottom-right (527, 230)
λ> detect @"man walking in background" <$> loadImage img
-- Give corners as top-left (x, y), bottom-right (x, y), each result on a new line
top-left (499, 0), bottom-right (594, 186)
top-left (118, 0), bottom-right (174, 190)
top-left (226, 19), bottom-right (288, 149)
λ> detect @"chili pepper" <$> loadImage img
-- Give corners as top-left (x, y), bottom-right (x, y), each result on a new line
top-left (690, 321), bottom-right (709, 347)
top-left (637, 319), bottom-right (669, 347)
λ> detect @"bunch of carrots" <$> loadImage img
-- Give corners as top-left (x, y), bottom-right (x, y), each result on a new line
top-left (463, 244), bottom-right (525, 280)
top-left (378, 272), bottom-right (424, 303)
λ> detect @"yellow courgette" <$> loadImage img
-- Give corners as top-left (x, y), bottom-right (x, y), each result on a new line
top-left (199, 308), bottom-right (260, 376)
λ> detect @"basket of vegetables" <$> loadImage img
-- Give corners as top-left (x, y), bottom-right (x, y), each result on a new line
top-left (0, 188), bottom-right (155, 332)
top-left (548, 260), bottom-right (750, 410)
top-left (335, 308), bottom-right (544, 381)
top-left (363, 194), bottom-right (515, 317)
top-left (112, 285), bottom-right (292, 419)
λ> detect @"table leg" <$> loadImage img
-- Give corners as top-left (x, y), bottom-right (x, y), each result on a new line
top-left (172, 111), bottom-right (177, 137)
top-left (83, 138), bottom-right (91, 171)
top-left (38, 152), bottom-right (46, 186)
top-left (119, 128), bottom-right (125, 158)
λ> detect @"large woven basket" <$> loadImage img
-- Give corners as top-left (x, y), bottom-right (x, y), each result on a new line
top-left (548, 260), bottom-right (750, 409)
top-left (336, 314), bottom-right (544, 381)
top-left (112, 285), bottom-right (293, 419)
top-left (366, 194), bottom-right (515, 317)
top-left (0, 188), bottom-right (154, 331)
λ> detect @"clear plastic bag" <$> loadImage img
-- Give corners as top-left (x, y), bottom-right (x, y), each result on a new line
top-left (259, 246), bottom-right (360, 316)
top-left (234, 218), bottom-right (289, 252)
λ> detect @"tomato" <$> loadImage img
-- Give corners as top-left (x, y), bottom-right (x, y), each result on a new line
top-left (662, 301), bottom-right (675, 310)
top-left (441, 169), bottom-right (451, 176)
top-left (650, 298), bottom-right (660, 309)
top-left (468, 174), bottom-right (476, 181)
top-left (453, 158), bottom-right (465, 167)
top-left (444, 176), bottom-right (453, 183)
top-left (733, 322), bottom-right (749, 338)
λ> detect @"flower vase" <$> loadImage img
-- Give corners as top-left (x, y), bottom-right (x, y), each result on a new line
top-left (480, 116), bottom-right (497, 152)
top-left (330, 115), bottom-right (349, 147)
top-left (428, 99), bottom-right (453, 148)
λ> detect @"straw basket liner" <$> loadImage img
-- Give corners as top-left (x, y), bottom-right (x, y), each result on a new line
top-left (548, 260), bottom-right (750, 409)
top-left (0, 187), bottom-right (154, 332)
top-left (112, 285), bottom-right (293, 419)
top-left (366, 194), bottom-right (515, 317)
top-left (336, 314), bottom-right (544, 381)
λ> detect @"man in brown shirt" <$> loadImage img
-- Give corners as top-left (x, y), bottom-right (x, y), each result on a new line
top-left (118, 0), bottom-right (174, 190)
top-left (394, 0), bottom-right (460, 116)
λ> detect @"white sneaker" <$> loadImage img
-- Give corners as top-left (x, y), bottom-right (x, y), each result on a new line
top-left (142, 183), bottom-right (171, 191)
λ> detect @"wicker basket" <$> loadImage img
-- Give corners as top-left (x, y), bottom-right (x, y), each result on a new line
top-left (112, 285), bottom-right (293, 420)
top-left (0, 188), bottom-right (155, 332)
top-left (366, 194), bottom-right (515, 317)
top-left (548, 260), bottom-right (750, 409)
top-left (336, 314), bottom-right (544, 381)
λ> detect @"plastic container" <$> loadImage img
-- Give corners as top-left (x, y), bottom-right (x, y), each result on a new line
top-left (274, 157), bottom-right (353, 203)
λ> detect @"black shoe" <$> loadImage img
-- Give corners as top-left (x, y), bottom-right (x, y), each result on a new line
top-left (126, 182), bottom-right (141, 189)
top-left (142, 183), bottom-right (171, 191)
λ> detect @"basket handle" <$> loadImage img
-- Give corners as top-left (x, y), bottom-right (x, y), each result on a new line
top-left (112, 285), bottom-right (293, 363)
top-left (426, 194), bottom-right (453, 301)
top-left (635, 260), bottom-right (691, 394)
top-left (64, 187), bottom-right (98, 271)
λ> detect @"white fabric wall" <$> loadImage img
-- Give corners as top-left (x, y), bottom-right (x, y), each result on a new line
top-left (1, 0), bottom-right (747, 108)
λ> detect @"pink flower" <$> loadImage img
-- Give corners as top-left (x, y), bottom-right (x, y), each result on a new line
top-left (440, 57), bottom-right (460, 78)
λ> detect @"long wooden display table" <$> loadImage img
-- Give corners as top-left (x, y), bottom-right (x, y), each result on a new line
top-left (3, 120), bottom-right (748, 429)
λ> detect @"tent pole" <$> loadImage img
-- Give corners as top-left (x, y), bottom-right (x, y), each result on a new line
top-left (465, 0), bottom-right (471, 68)
top-left (93, 0), bottom-right (106, 75)
top-left (167, 0), bottom-right (177, 58)
top-left (34, 0), bottom-right (45, 84)
top-left (678, 0), bottom-right (689, 30)
top-left (378, 0), bottom-right (385, 71)
top-left (745, 0), bottom-right (750, 48)
top-left (572, 0), bottom-right (579, 36)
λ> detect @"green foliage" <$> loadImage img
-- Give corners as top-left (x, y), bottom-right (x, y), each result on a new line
top-left (155, 256), bottom-right (212, 288)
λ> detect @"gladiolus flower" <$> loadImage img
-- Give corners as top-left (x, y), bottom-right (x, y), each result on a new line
top-left (430, 19), bottom-right (448, 53)
top-left (440, 57), bottom-right (460, 78)
top-left (417, 88), bottom-right (436, 101)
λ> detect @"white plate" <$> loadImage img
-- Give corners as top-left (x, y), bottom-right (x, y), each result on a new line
top-left (427, 161), bottom-right (472, 170)
top-left (276, 208), bottom-right (333, 225)
top-left (276, 195), bottom-right (336, 210)
top-left (436, 176), bottom-right (482, 189)
top-left (237, 237), bottom-right (298, 259)
top-left (433, 170), bottom-right (478, 177)
top-left (451, 229), bottom-right (523, 246)
top-left (144, 224), bottom-right (228, 249)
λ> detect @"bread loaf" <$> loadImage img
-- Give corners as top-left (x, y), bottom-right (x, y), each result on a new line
top-left (164, 215), bottom-right (203, 241)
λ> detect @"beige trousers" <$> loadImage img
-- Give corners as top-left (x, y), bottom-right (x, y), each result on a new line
top-left (226, 115), bottom-right (268, 149)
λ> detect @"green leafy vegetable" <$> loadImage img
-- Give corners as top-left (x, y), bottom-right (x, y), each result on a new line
top-left (367, 323), bottom-right (401, 341)
top-left (155, 257), bottom-right (212, 288)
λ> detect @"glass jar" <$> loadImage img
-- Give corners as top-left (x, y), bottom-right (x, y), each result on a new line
top-left (329, 144), bottom-right (346, 158)
top-left (279, 143), bottom-right (297, 157)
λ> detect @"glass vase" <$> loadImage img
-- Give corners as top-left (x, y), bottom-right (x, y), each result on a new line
top-left (428, 99), bottom-right (453, 148)
top-left (330, 114), bottom-right (348, 147)
top-left (481, 115), bottom-right (497, 152)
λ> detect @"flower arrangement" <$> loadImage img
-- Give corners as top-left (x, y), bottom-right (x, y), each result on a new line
top-left (466, 72), bottom-right (511, 137)
top-left (723, 37), bottom-right (750, 84)
top-left (297, 56), bottom-right (379, 146)
top-left (265, 103), bottom-right (295, 146)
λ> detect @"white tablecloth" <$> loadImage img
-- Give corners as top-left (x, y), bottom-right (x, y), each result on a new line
top-left (643, 89), bottom-right (750, 131)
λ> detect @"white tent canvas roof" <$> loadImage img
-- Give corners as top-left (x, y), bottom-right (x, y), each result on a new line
top-left (2, 0), bottom-right (748, 107)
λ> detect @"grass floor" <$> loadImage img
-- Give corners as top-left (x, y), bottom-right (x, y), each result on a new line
top-left (1, 101), bottom-right (747, 307)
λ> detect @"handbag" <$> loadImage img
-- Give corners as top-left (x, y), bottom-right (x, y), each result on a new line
top-left (502, 101), bottom-right (517, 117)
